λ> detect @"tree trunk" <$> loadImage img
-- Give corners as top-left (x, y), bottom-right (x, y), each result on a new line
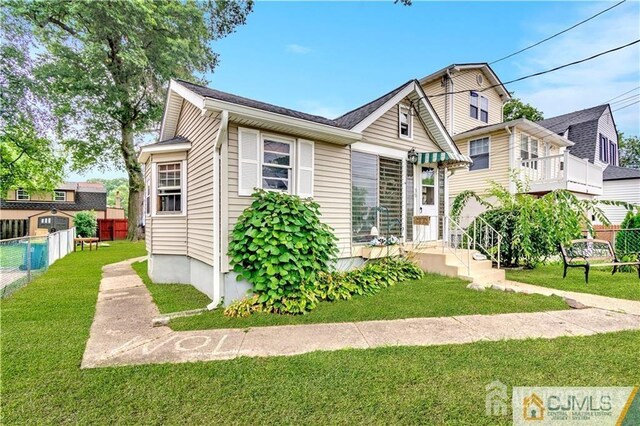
top-left (121, 124), bottom-right (145, 240)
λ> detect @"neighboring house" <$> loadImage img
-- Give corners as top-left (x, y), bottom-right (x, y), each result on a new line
top-left (537, 104), bottom-right (640, 224)
top-left (139, 79), bottom-right (470, 304)
top-left (421, 63), bottom-right (599, 220)
top-left (0, 182), bottom-right (108, 237)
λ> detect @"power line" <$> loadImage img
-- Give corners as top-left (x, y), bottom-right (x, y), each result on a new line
top-left (605, 86), bottom-right (639, 103)
top-left (612, 100), bottom-right (639, 112)
top-left (428, 39), bottom-right (640, 98)
top-left (490, 0), bottom-right (627, 65)
top-left (610, 93), bottom-right (640, 105)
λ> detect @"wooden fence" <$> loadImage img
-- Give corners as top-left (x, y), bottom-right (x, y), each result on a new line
top-left (1, 220), bottom-right (28, 240)
top-left (97, 219), bottom-right (128, 241)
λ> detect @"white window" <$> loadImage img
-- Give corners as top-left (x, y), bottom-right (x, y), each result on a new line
top-left (237, 128), bottom-right (314, 197)
top-left (520, 135), bottom-right (539, 169)
top-left (470, 91), bottom-right (489, 123)
top-left (262, 136), bottom-right (293, 192)
top-left (399, 104), bottom-right (412, 139)
top-left (157, 163), bottom-right (182, 213)
top-left (54, 191), bottom-right (66, 201)
top-left (145, 179), bottom-right (151, 216)
top-left (469, 138), bottom-right (490, 171)
top-left (16, 189), bottom-right (30, 200)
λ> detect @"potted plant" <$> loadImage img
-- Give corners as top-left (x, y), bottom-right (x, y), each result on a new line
top-left (362, 235), bottom-right (401, 259)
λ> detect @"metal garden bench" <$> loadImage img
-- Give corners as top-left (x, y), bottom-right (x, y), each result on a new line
top-left (559, 238), bottom-right (640, 283)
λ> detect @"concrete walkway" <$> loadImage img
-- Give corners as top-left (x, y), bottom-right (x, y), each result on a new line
top-left (81, 259), bottom-right (640, 369)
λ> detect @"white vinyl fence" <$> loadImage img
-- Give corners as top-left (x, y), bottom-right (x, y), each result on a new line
top-left (0, 228), bottom-right (76, 298)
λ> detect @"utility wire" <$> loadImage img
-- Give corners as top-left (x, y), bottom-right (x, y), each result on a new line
top-left (610, 93), bottom-right (640, 105)
top-left (605, 86), bottom-right (639, 103)
top-left (612, 100), bottom-right (639, 112)
top-left (428, 39), bottom-right (640, 98)
top-left (490, 0), bottom-right (627, 65)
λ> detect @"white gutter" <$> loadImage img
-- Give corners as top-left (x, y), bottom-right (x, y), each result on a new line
top-left (138, 142), bottom-right (191, 163)
top-left (208, 110), bottom-right (229, 310)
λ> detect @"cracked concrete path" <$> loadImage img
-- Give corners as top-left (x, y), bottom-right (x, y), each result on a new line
top-left (81, 258), bottom-right (640, 369)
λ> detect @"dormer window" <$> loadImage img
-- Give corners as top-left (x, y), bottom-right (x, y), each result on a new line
top-left (16, 189), bottom-right (30, 200)
top-left (470, 91), bottom-right (489, 123)
top-left (399, 104), bottom-right (412, 139)
top-left (54, 191), bottom-right (66, 201)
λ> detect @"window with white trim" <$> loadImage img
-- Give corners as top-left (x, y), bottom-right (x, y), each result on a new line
top-left (16, 189), bottom-right (30, 200)
top-left (470, 91), bottom-right (489, 123)
top-left (520, 135), bottom-right (539, 169)
top-left (145, 179), bottom-right (151, 216)
top-left (399, 105), bottom-right (412, 139)
top-left (609, 141), bottom-right (617, 166)
top-left (261, 137), bottom-right (292, 192)
top-left (54, 191), bottom-right (66, 201)
top-left (157, 163), bottom-right (182, 213)
top-left (599, 134), bottom-right (609, 163)
top-left (469, 138), bottom-right (489, 171)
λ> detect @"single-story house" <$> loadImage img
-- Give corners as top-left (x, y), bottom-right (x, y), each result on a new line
top-left (0, 182), bottom-right (121, 238)
top-left (139, 79), bottom-right (471, 305)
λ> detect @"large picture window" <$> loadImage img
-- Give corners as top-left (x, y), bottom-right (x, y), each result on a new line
top-left (469, 137), bottom-right (489, 171)
top-left (157, 163), bottom-right (182, 213)
top-left (262, 137), bottom-right (292, 192)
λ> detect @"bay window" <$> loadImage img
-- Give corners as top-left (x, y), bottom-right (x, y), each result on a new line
top-left (157, 163), bottom-right (182, 213)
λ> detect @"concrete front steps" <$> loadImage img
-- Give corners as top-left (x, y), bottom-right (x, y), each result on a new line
top-left (409, 246), bottom-right (505, 285)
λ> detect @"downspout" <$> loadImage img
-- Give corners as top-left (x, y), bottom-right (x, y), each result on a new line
top-left (505, 125), bottom-right (516, 194)
top-left (208, 110), bottom-right (228, 310)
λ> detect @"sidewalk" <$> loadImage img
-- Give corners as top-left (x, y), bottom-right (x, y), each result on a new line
top-left (81, 259), bottom-right (640, 368)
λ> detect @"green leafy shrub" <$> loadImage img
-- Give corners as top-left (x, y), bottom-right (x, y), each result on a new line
top-left (616, 211), bottom-right (640, 256)
top-left (224, 295), bottom-right (262, 318)
top-left (228, 190), bottom-right (338, 315)
top-left (74, 211), bottom-right (97, 237)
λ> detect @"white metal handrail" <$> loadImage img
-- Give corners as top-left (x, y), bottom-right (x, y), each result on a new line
top-left (468, 215), bottom-right (502, 268)
top-left (440, 215), bottom-right (473, 276)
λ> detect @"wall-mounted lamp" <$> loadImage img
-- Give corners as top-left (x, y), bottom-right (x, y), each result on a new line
top-left (407, 147), bottom-right (418, 164)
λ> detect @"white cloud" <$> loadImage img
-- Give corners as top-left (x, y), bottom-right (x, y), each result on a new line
top-left (286, 44), bottom-right (311, 54)
top-left (507, 2), bottom-right (640, 134)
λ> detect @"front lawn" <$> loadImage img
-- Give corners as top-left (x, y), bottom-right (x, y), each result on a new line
top-left (506, 263), bottom-right (640, 301)
top-left (132, 260), bottom-right (569, 331)
top-left (3, 242), bottom-right (639, 424)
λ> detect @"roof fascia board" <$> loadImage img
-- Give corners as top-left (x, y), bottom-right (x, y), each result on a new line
top-left (350, 83), bottom-right (415, 133)
top-left (159, 80), bottom-right (207, 141)
top-left (412, 82), bottom-right (461, 154)
top-left (138, 142), bottom-right (192, 163)
top-left (203, 98), bottom-right (362, 144)
top-left (419, 64), bottom-right (511, 99)
top-left (453, 119), bottom-right (574, 147)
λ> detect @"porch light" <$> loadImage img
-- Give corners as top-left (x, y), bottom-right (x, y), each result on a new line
top-left (370, 226), bottom-right (379, 237)
top-left (407, 148), bottom-right (418, 164)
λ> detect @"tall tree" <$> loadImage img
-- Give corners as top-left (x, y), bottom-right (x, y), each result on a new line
top-left (617, 131), bottom-right (640, 169)
top-left (88, 177), bottom-right (129, 214)
top-left (503, 97), bottom-right (544, 122)
top-left (0, 15), bottom-right (65, 195)
top-left (7, 0), bottom-right (253, 238)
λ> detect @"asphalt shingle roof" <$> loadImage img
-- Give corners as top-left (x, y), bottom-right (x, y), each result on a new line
top-left (537, 105), bottom-right (609, 163)
top-left (0, 191), bottom-right (107, 212)
top-left (603, 165), bottom-right (640, 181)
top-left (155, 136), bottom-right (190, 146)
top-left (174, 79), bottom-right (414, 131)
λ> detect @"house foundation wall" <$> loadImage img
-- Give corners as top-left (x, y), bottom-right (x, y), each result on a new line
top-left (148, 254), bottom-right (215, 300)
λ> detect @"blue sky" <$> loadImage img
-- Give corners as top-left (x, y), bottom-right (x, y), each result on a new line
top-left (72, 1), bottom-right (640, 180)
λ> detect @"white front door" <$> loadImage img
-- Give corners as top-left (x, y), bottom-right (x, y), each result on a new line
top-left (415, 164), bottom-right (439, 241)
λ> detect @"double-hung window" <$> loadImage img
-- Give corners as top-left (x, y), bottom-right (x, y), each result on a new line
top-left (520, 135), bottom-right (539, 169)
top-left (469, 137), bottom-right (489, 171)
top-left (470, 91), bottom-right (489, 123)
top-left (599, 134), bottom-right (609, 163)
top-left (262, 137), bottom-right (293, 192)
top-left (145, 179), bottom-right (151, 216)
top-left (54, 191), bottom-right (66, 201)
top-left (16, 189), bottom-right (30, 200)
top-left (399, 105), bottom-right (412, 139)
top-left (157, 163), bottom-right (182, 213)
top-left (609, 141), bottom-right (617, 166)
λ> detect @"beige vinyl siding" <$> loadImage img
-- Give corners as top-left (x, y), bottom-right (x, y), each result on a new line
top-left (421, 79), bottom-right (447, 130)
top-left (451, 70), bottom-right (504, 135)
top-left (149, 151), bottom-right (188, 256)
top-left (226, 123), bottom-right (352, 260)
top-left (144, 160), bottom-right (152, 254)
top-left (175, 102), bottom-right (221, 266)
top-left (450, 129), bottom-right (511, 197)
top-left (361, 99), bottom-right (441, 152)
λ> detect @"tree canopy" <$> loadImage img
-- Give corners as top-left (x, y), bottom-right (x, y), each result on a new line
top-left (6, 0), bottom-right (252, 238)
top-left (618, 132), bottom-right (640, 169)
top-left (503, 97), bottom-right (544, 122)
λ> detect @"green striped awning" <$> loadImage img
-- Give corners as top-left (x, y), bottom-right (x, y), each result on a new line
top-left (417, 151), bottom-right (472, 165)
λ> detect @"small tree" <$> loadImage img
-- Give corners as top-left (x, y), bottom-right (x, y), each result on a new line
top-left (618, 132), bottom-right (640, 169)
top-left (503, 98), bottom-right (544, 122)
top-left (616, 211), bottom-right (640, 256)
top-left (74, 211), bottom-right (97, 238)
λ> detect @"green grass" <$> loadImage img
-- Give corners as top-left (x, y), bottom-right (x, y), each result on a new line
top-left (131, 260), bottom-right (211, 313)
top-left (129, 261), bottom-right (568, 331)
top-left (506, 263), bottom-right (640, 301)
top-left (2, 242), bottom-right (639, 424)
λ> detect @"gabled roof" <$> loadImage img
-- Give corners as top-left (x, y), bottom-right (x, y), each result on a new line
top-left (603, 165), bottom-right (640, 181)
top-left (0, 191), bottom-right (107, 211)
top-left (418, 63), bottom-right (511, 99)
top-left (537, 105), bottom-right (611, 162)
